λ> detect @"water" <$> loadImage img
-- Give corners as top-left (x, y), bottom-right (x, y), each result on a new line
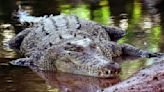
top-left (0, 0), bottom-right (164, 92)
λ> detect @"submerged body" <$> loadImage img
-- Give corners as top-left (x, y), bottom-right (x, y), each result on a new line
top-left (9, 11), bottom-right (162, 78)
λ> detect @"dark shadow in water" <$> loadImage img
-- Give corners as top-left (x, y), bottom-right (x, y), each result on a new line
top-left (0, 0), bottom-right (17, 23)
top-left (157, 2), bottom-right (164, 52)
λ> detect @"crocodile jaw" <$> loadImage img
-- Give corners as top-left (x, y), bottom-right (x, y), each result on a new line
top-left (55, 57), bottom-right (120, 78)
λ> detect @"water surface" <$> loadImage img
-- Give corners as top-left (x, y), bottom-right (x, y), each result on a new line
top-left (0, 0), bottom-right (164, 92)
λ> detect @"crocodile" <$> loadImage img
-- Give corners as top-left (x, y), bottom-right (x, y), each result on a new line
top-left (8, 11), bottom-right (163, 78)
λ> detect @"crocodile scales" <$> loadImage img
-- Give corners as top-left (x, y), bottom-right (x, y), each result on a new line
top-left (9, 11), bottom-right (162, 78)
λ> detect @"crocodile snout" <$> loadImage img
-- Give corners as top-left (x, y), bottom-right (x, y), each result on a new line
top-left (98, 62), bottom-right (121, 78)
top-left (108, 62), bottom-right (121, 75)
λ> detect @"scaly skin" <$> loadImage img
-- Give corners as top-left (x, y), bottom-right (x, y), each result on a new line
top-left (8, 11), bottom-right (163, 78)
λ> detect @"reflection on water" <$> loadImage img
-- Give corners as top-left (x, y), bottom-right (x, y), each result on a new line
top-left (32, 68), bottom-right (120, 92)
top-left (0, 24), bottom-right (18, 58)
top-left (0, 64), bottom-right (47, 92)
top-left (0, 0), bottom-right (164, 92)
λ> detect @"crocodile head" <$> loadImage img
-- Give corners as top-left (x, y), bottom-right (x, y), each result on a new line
top-left (45, 38), bottom-right (120, 78)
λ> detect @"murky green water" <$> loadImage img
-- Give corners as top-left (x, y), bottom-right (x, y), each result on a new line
top-left (0, 0), bottom-right (164, 92)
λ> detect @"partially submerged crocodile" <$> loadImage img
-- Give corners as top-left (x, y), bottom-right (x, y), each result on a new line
top-left (9, 11), bottom-right (163, 78)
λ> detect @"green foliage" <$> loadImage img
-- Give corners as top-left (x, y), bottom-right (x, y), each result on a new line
top-left (60, 0), bottom-right (110, 25)
top-left (60, 5), bottom-right (90, 20)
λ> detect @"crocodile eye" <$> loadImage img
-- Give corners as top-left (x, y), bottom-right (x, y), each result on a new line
top-left (90, 43), bottom-right (97, 49)
top-left (64, 45), bottom-right (84, 52)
